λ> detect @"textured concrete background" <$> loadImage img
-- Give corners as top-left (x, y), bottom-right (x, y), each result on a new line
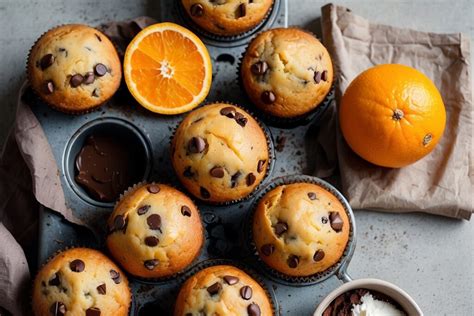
top-left (0, 0), bottom-right (473, 315)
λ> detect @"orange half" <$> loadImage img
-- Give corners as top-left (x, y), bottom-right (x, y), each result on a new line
top-left (124, 22), bottom-right (212, 115)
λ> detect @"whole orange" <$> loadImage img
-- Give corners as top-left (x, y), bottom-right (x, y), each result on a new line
top-left (339, 64), bottom-right (446, 168)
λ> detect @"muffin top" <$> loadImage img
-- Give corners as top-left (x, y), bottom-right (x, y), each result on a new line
top-left (171, 103), bottom-right (269, 203)
top-left (252, 182), bottom-right (350, 277)
top-left (106, 183), bottom-right (203, 278)
top-left (181, 0), bottom-right (274, 36)
top-left (27, 24), bottom-right (121, 113)
top-left (241, 28), bottom-right (333, 118)
top-left (32, 248), bottom-right (130, 316)
top-left (174, 265), bottom-right (273, 316)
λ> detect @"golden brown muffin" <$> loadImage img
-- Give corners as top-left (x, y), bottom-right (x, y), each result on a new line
top-left (27, 24), bottom-right (121, 114)
top-left (32, 248), bottom-right (130, 316)
top-left (106, 183), bottom-right (203, 278)
top-left (171, 103), bottom-right (270, 203)
top-left (252, 183), bottom-right (350, 277)
top-left (241, 28), bottom-right (333, 119)
top-left (174, 265), bottom-right (273, 316)
top-left (181, 0), bottom-right (274, 36)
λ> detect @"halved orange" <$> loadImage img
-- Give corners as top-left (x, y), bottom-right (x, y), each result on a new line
top-left (124, 22), bottom-right (212, 115)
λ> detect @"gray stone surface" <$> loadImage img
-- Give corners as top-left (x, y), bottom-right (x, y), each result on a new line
top-left (0, 0), bottom-right (472, 315)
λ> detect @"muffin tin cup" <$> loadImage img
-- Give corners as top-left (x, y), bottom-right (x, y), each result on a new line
top-left (169, 101), bottom-right (276, 206)
top-left (245, 174), bottom-right (357, 287)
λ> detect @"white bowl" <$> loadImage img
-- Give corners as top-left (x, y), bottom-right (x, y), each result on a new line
top-left (313, 278), bottom-right (423, 315)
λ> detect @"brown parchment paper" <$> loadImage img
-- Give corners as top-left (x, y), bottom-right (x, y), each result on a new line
top-left (317, 4), bottom-right (473, 220)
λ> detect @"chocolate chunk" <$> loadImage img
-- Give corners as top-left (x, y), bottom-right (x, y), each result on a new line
top-left (274, 221), bottom-right (288, 236)
top-left (183, 166), bottom-right (194, 178)
top-left (261, 91), bottom-right (276, 104)
top-left (83, 72), bottom-right (95, 85)
top-left (240, 286), bottom-right (252, 300)
top-left (96, 283), bottom-right (106, 295)
top-left (70, 259), bottom-right (85, 272)
top-left (247, 303), bottom-right (261, 316)
top-left (321, 216), bottom-right (328, 224)
top-left (246, 173), bottom-right (256, 186)
top-left (287, 255), bottom-right (299, 268)
top-left (307, 192), bottom-right (317, 200)
top-left (190, 3), bottom-right (204, 16)
top-left (251, 61), bottom-right (268, 75)
top-left (207, 282), bottom-right (222, 296)
top-left (147, 185), bottom-right (160, 194)
top-left (110, 269), bottom-right (121, 284)
top-left (235, 112), bottom-right (248, 127)
top-left (200, 187), bottom-right (210, 199)
top-left (261, 244), bottom-right (275, 256)
top-left (188, 136), bottom-right (206, 153)
top-left (314, 71), bottom-right (322, 83)
top-left (112, 215), bottom-right (126, 231)
top-left (329, 212), bottom-right (343, 232)
top-left (70, 74), bottom-right (84, 88)
top-left (40, 54), bottom-right (54, 70)
top-left (145, 236), bottom-right (159, 247)
top-left (94, 63), bottom-right (107, 77)
top-left (48, 273), bottom-right (60, 286)
top-left (147, 214), bottom-right (162, 230)
top-left (181, 205), bottom-right (192, 217)
top-left (223, 275), bottom-right (239, 285)
top-left (220, 106), bottom-right (236, 118)
top-left (144, 259), bottom-right (159, 270)
top-left (50, 302), bottom-right (66, 316)
top-left (257, 160), bottom-right (266, 173)
top-left (321, 70), bottom-right (328, 82)
top-left (91, 88), bottom-right (99, 97)
top-left (231, 171), bottom-right (241, 188)
top-left (86, 307), bottom-right (101, 316)
top-left (238, 3), bottom-right (246, 18)
top-left (137, 205), bottom-right (151, 215)
top-left (44, 80), bottom-right (54, 94)
top-left (313, 249), bottom-right (325, 262)
top-left (210, 166), bottom-right (225, 178)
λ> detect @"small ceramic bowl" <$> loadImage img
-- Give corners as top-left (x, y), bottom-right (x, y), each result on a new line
top-left (313, 278), bottom-right (423, 316)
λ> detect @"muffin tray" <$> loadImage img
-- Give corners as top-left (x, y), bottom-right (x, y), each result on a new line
top-left (34, 0), bottom-right (355, 314)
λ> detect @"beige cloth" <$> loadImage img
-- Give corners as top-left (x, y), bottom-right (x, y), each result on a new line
top-left (317, 4), bottom-right (473, 220)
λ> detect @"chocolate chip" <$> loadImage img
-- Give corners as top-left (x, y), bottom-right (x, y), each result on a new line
top-left (307, 192), bottom-right (317, 200)
top-left (95, 34), bottom-right (102, 42)
top-left (257, 160), bottom-right (266, 173)
top-left (147, 214), bottom-right (162, 230)
top-left (220, 106), bottom-right (236, 118)
top-left (238, 3), bottom-right (246, 17)
top-left (137, 205), bottom-right (151, 215)
top-left (313, 249), bottom-right (325, 262)
top-left (235, 112), bottom-right (248, 127)
top-left (321, 216), bottom-right (328, 224)
top-left (183, 166), bottom-right (194, 178)
top-left (210, 166), bottom-right (225, 178)
top-left (181, 205), bottom-right (192, 217)
top-left (261, 244), bottom-right (275, 256)
top-left (110, 269), bottom-right (121, 284)
top-left (261, 91), bottom-right (276, 104)
top-left (48, 273), bottom-right (60, 286)
top-left (94, 63), bottom-right (107, 77)
top-left (321, 70), bottom-right (328, 82)
top-left (231, 171), bottom-right (241, 188)
top-left (40, 54), bottom-right (54, 70)
top-left (190, 3), bottom-right (204, 16)
top-left (92, 88), bottom-right (99, 97)
top-left (112, 215), bottom-right (126, 231)
top-left (246, 173), bottom-right (256, 186)
top-left (314, 71), bottom-right (322, 83)
top-left (223, 275), bottom-right (239, 285)
top-left (144, 259), bottom-right (159, 270)
top-left (207, 282), bottom-right (222, 296)
top-left (251, 61), bottom-right (268, 75)
top-left (200, 187), bottom-right (210, 199)
top-left (329, 211), bottom-right (343, 232)
top-left (44, 80), bottom-right (54, 94)
top-left (145, 236), bottom-right (159, 247)
top-left (247, 303), bottom-right (261, 316)
top-left (274, 221), bottom-right (288, 236)
top-left (69, 259), bottom-right (85, 272)
top-left (86, 307), bottom-right (101, 316)
top-left (50, 302), bottom-right (66, 316)
top-left (188, 136), bottom-right (206, 153)
top-left (70, 74), bottom-right (84, 88)
top-left (147, 185), bottom-right (160, 194)
top-left (83, 72), bottom-right (95, 85)
top-left (240, 286), bottom-right (252, 300)
top-left (287, 255), bottom-right (299, 268)
top-left (96, 283), bottom-right (106, 295)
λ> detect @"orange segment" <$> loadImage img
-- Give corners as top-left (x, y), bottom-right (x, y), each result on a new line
top-left (124, 23), bottom-right (212, 114)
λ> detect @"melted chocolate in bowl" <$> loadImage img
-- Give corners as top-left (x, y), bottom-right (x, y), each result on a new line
top-left (75, 134), bottom-right (144, 202)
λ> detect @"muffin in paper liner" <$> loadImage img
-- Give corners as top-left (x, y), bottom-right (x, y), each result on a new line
top-left (170, 101), bottom-right (275, 206)
top-left (245, 174), bottom-right (357, 286)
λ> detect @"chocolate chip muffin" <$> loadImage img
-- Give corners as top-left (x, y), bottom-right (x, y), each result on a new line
top-left (174, 265), bottom-right (273, 316)
top-left (241, 28), bottom-right (333, 119)
top-left (106, 183), bottom-right (203, 278)
top-left (252, 182), bottom-right (350, 277)
top-left (181, 0), bottom-right (274, 36)
top-left (32, 248), bottom-right (130, 316)
top-left (171, 103), bottom-right (270, 203)
top-left (27, 24), bottom-right (121, 114)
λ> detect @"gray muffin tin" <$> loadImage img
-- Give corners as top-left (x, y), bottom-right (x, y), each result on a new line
top-left (35, 0), bottom-right (355, 314)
